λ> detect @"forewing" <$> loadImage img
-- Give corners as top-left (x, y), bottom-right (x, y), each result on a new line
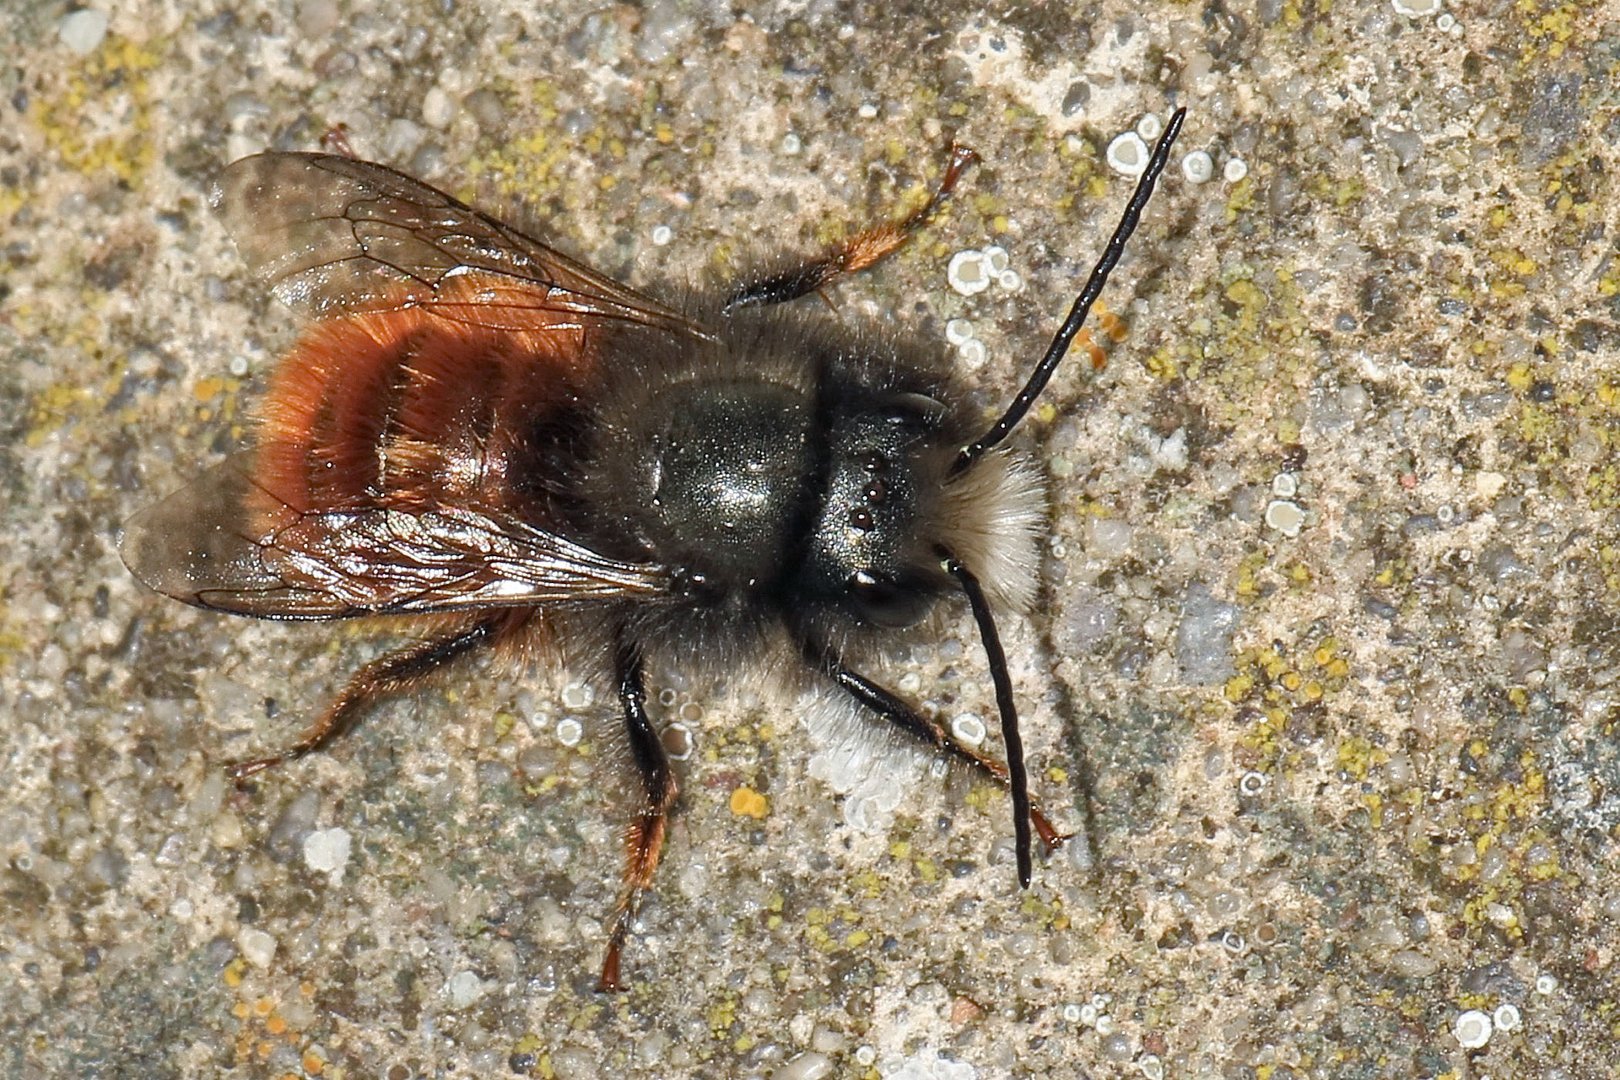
top-left (210, 152), bottom-right (712, 339)
top-left (120, 457), bottom-right (673, 620)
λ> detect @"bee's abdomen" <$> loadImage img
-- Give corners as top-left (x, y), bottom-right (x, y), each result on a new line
top-left (253, 302), bottom-right (590, 519)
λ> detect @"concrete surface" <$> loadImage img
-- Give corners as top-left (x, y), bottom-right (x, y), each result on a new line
top-left (3, 0), bottom-right (1618, 1077)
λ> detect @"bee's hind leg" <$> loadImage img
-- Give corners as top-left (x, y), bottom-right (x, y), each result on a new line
top-left (596, 629), bottom-right (678, 992)
top-left (224, 617), bottom-right (502, 783)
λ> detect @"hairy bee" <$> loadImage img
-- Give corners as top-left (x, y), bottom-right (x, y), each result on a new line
top-left (122, 109), bottom-right (1185, 989)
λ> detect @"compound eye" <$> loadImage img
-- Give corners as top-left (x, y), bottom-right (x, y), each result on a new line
top-left (878, 392), bottom-right (947, 430)
top-left (848, 569), bottom-right (931, 629)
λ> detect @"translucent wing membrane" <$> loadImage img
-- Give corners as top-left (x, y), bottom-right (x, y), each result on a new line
top-left (120, 457), bottom-right (674, 620)
top-left (211, 152), bottom-right (713, 340)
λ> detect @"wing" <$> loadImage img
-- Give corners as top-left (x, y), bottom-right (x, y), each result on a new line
top-left (210, 151), bottom-right (713, 341)
top-left (120, 456), bottom-right (674, 620)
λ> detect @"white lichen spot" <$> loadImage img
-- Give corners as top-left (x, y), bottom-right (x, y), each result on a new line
top-left (1265, 499), bottom-right (1306, 537)
top-left (780, 132), bottom-right (802, 155)
top-left (945, 318), bottom-right (975, 346)
top-left (947, 250), bottom-right (991, 296)
top-left (854, 1046), bottom-right (877, 1067)
top-left (1392, 0), bottom-right (1443, 16)
top-left (1139, 1055), bottom-right (1165, 1080)
top-left (1136, 113), bottom-right (1164, 141)
top-left (1271, 472), bottom-right (1298, 498)
top-left (956, 338), bottom-right (988, 370)
top-left (1062, 1002), bottom-right (1083, 1023)
top-left (663, 720), bottom-right (694, 761)
top-left (858, 102), bottom-right (878, 120)
top-left (237, 927), bottom-right (277, 969)
top-left (997, 269), bottom-right (1024, 292)
top-left (445, 970), bottom-right (486, 1008)
top-left (949, 713), bottom-right (987, 747)
top-left (1106, 131), bottom-right (1150, 177)
top-left (1536, 973), bottom-right (1558, 995)
top-left (302, 827), bottom-right (353, 884)
top-left (651, 224), bottom-right (673, 246)
top-left (561, 682), bottom-right (593, 709)
top-left (228, 354), bottom-right (250, 377)
top-left (1454, 1009), bottom-right (1492, 1049)
top-left (982, 245), bottom-right (1010, 275)
top-left (555, 717), bottom-right (584, 747)
top-left (1239, 771), bottom-right (1267, 796)
top-left (1493, 1003), bottom-right (1522, 1032)
top-left (1224, 158), bottom-right (1250, 183)
top-left (1181, 150), bottom-right (1214, 184)
top-left (879, 1048), bottom-right (977, 1080)
top-left (1437, 12), bottom-right (1457, 30)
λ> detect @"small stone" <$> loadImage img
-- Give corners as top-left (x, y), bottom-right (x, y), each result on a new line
top-left (421, 87), bottom-right (454, 130)
top-left (1389, 949), bottom-right (1437, 978)
top-left (446, 970), bottom-right (485, 1008)
top-left (238, 928), bottom-right (277, 969)
top-left (58, 9), bottom-right (109, 55)
top-left (775, 1052), bottom-right (833, 1080)
top-left (302, 827), bottom-right (352, 884)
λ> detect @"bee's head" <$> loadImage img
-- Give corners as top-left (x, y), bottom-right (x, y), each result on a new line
top-left (791, 384), bottom-right (1043, 633)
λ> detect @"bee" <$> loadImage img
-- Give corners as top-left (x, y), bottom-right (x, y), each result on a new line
top-left (121, 109), bottom-right (1186, 990)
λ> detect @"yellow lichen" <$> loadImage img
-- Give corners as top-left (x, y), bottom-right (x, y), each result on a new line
top-left (728, 785), bottom-right (769, 819)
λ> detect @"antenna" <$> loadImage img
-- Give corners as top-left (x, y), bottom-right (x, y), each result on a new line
top-left (940, 547), bottom-right (1034, 887)
top-left (953, 107), bottom-right (1186, 475)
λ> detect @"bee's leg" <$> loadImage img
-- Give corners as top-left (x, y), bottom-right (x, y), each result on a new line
top-left (799, 637), bottom-right (1068, 853)
top-left (320, 123), bottom-right (358, 158)
top-left (597, 630), bottom-right (678, 992)
top-left (1074, 300), bottom-right (1128, 372)
top-left (225, 618), bottom-right (500, 783)
top-left (723, 143), bottom-right (979, 311)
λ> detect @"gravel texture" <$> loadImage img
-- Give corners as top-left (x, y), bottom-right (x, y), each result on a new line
top-left (4, 1), bottom-right (1619, 1078)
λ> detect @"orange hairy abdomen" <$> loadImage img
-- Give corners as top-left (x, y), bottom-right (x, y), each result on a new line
top-left (253, 300), bottom-right (592, 520)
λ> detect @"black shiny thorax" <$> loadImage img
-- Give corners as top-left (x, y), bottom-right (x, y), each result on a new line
top-left (631, 377), bottom-right (815, 591)
top-left (578, 314), bottom-right (960, 627)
